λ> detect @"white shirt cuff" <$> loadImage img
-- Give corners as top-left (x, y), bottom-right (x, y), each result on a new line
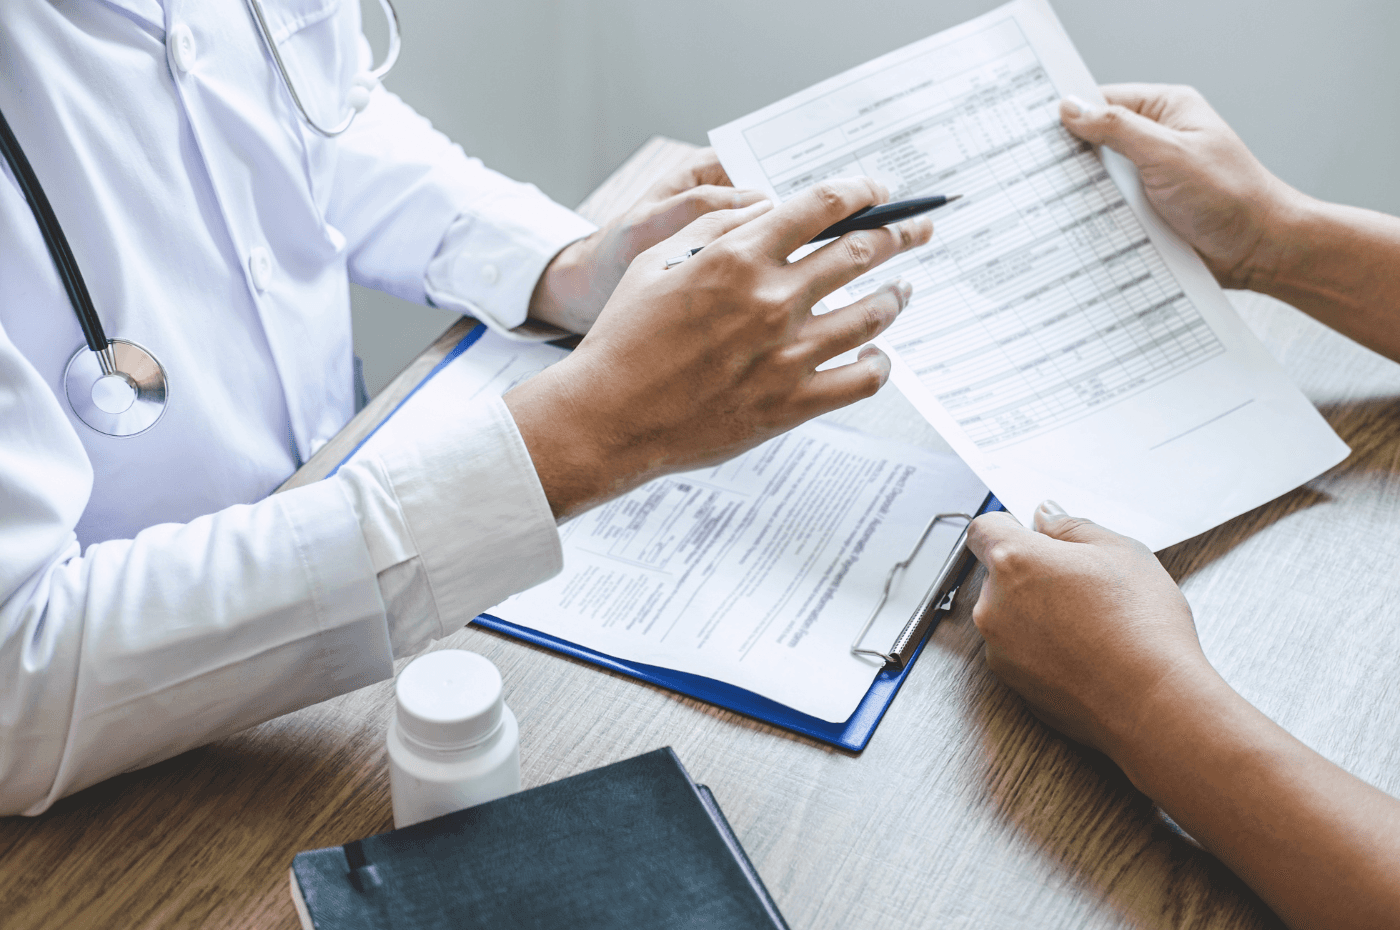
top-left (424, 192), bottom-right (596, 341)
top-left (336, 364), bottom-right (562, 657)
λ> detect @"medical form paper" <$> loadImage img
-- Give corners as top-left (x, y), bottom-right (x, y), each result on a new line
top-left (709, 0), bottom-right (1347, 551)
top-left (456, 330), bottom-right (986, 722)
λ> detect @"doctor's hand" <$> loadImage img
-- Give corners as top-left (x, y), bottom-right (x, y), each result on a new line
top-left (505, 176), bottom-right (932, 519)
top-left (964, 501), bottom-right (1205, 762)
top-left (1059, 85), bottom-right (1300, 290)
top-left (527, 148), bottom-right (767, 333)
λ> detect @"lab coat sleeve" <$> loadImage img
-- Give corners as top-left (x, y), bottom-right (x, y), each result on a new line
top-left (327, 84), bottom-right (596, 334)
top-left (333, 358), bottom-right (565, 659)
top-left (0, 331), bottom-right (561, 816)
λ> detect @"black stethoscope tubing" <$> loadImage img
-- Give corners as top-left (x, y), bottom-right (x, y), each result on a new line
top-left (0, 105), bottom-right (110, 361)
top-left (0, 3), bottom-right (401, 437)
top-left (1, 103), bottom-right (169, 437)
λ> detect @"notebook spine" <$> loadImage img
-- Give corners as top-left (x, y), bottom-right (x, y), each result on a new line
top-left (695, 785), bottom-right (791, 930)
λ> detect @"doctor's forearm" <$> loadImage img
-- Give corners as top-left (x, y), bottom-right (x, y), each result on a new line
top-left (0, 391), bottom-right (560, 816)
top-left (0, 481), bottom-right (391, 816)
top-left (525, 237), bottom-right (600, 335)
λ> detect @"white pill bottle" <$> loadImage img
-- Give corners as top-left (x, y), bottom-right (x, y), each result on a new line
top-left (387, 649), bottom-right (521, 829)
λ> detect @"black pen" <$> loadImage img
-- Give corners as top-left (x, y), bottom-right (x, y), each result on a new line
top-left (810, 193), bottom-right (961, 242)
top-left (665, 193), bottom-right (959, 267)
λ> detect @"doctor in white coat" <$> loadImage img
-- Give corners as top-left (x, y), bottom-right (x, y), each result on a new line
top-left (0, 0), bottom-right (932, 815)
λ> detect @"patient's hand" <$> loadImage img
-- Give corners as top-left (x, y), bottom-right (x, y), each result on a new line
top-left (1060, 85), bottom-right (1298, 290)
top-left (506, 177), bottom-right (930, 519)
top-left (528, 148), bottom-right (766, 333)
top-left (964, 502), bottom-right (1205, 762)
top-left (968, 502), bottom-right (1400, 930)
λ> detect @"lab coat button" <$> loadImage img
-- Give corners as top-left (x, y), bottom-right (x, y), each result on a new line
top-left (249, 247), bottom-right (273, 292)
top-left (480, 264), bottom-right (499, 285)
top-left (169, 24), bottom-right (197, 73)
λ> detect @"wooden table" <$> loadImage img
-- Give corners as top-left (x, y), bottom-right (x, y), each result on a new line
top-left (4, 138), bottom-right (1399, 930)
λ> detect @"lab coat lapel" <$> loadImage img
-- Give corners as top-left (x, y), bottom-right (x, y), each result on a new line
top-left (91, 0), bottom-right (166, 34)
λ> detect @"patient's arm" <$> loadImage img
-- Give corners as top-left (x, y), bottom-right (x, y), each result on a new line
top-left (1061, 84), bottom-right (1400, 363)
top-left (966, 505), bottom-right (1400, 930)
top-left (1249, 196), bottom-right (1400, 362)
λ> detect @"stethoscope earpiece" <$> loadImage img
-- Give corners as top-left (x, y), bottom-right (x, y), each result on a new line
top-left (64, 340), bottom-right (169, 437)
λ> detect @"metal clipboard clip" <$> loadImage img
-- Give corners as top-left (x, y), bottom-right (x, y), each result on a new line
top-left (850, 512), bottom-right (975, 669)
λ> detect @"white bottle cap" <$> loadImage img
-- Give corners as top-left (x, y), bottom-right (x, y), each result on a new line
top-left (394, 650), bottom-right (504, 752)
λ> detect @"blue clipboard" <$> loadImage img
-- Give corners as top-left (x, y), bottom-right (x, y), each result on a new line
top-left (331, 323), bottom-right (1002, 752)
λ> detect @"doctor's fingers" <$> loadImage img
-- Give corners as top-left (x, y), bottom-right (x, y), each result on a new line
top-left (639, 185), bottom-right (768, 240)
top-left (787, 217), bottom-right (933, 305)
top-left (736, 176), bottom-right (890, 259)
top-left (798, 280), bottom-right (912, 364)
top-left (644, 147), bottom-right (736, 198)
top-left (648, 197), bottom-right (775, 259)
top-left (785, 345), bottom-right (894, 421)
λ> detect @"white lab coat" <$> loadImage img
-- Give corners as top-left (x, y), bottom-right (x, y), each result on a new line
top-left (0, 0), bottom-right (593, 814)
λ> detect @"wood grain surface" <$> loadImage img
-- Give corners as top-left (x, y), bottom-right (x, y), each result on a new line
top-left (4, 137), bottom-right (1399, 930)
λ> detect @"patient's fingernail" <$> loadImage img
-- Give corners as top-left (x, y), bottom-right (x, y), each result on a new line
top-left (1032, 499), bottom-right (1065, 534)
top-left (1061, 95), bottom-right (1099, 120)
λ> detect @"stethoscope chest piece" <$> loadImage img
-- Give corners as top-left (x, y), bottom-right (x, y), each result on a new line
top-left (64, 340), bottom-right (168, 437)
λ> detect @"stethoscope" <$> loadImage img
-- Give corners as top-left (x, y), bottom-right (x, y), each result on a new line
top-left (0, 0), bottom-right (400, 437)
top-left (245, 0), bottom-right (401, 138)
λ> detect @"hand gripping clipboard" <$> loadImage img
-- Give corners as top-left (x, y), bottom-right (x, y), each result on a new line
top-left (323, 323), bottom-right (1002, 752)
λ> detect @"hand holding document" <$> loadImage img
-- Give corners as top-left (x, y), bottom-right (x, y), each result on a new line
top-left (709, 0), bottom-right (1347, 551)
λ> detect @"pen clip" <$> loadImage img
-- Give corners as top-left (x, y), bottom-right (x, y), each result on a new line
top-left (664, 246), bottom-right (704, 268)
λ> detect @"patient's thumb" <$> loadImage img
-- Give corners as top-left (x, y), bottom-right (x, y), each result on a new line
top-left (1031, 500), bottom-right (1118, 546)
top-left (1059, 96), bottom-right (1176, 168)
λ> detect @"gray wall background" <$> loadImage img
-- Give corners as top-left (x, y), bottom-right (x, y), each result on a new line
top-left (353, 0), bottom-right (1400, 396)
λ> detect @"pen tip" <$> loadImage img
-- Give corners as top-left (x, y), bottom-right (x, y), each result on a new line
top-left (947, 194), bottom-right (963, 202)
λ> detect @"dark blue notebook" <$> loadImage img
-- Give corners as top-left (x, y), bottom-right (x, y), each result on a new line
top-left (290, 748), bottom-right (789, 930)
top-left (331, 323), bottom-right (1000, 752)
